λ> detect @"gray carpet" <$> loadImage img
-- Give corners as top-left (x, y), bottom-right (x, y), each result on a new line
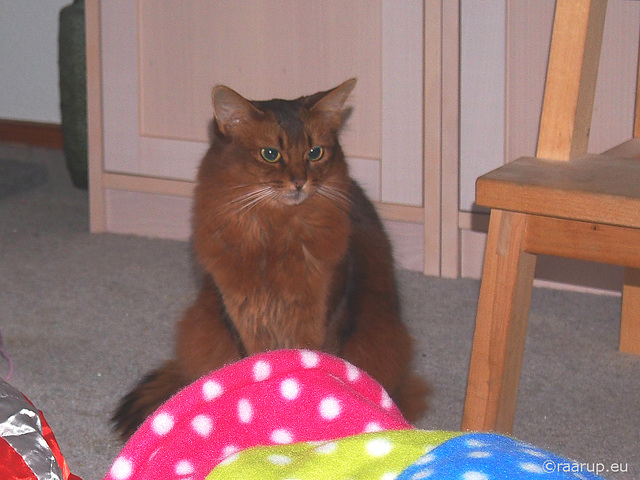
top-left (0, 144), bottom-right (638, 479)
top-left (0, 157), bottom-right (47, 199)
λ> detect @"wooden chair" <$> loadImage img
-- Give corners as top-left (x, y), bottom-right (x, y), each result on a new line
top-left (462, 0), bottom-right (640, 434)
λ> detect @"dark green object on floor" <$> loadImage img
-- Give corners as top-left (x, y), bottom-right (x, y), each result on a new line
top-left (58, 0), bottom-right (87, 189)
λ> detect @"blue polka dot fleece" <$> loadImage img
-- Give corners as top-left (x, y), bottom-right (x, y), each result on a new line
top-left (397, 432), bottom-right (606, 480)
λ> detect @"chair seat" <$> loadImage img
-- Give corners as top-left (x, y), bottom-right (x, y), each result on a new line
top-left (476, 143), bottom-right (640, 229)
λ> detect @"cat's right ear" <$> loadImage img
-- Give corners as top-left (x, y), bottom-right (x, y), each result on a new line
top-left (211, 86), bottom-right (263, 136)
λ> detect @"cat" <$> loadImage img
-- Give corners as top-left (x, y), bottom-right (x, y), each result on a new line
top-left (112, 79), bottom-right (429, 439)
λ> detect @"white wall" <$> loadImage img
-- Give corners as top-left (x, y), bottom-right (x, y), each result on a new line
top-left (0, 0), bottom-right (71, 123)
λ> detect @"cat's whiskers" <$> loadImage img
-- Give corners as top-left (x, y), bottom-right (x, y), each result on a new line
top-left (317, 185), bottom-right (352, 211)
top-left (239, 191), bottom-right (279, 213)
top-left (233, 186), bottom-right (279, 215)
top-left (212, 186), bottom-right (275, 218)
top-left (227, 186), bottom-right (272, 205)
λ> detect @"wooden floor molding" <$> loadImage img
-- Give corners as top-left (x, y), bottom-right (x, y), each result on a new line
top-left (0, 119), bottom-right (63, 149)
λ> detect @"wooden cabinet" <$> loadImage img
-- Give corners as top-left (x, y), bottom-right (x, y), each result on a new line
top-left (86, 0), bottom-right (460, 275)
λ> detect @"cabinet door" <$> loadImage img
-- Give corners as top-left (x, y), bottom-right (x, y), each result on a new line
top-left (99, 0), bottom-right (424, 206)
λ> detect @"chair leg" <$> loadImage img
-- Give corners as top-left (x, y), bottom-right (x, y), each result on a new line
top-left (462, 210), bottom-right (537, 433)
top-left (620, 267), bottom-right (640, 355)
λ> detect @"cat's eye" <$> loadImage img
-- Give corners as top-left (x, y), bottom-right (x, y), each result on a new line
top-left (260, 148), bottom-right (281, 163)
top-left (307, 146), bottom-right (325, 162)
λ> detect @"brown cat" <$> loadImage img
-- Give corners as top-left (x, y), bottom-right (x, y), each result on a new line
top-left (112, 79), bottom-right (429, 439)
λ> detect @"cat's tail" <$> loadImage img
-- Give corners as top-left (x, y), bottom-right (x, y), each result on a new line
top-left (112, 360), bottom-right (188, 441)
top-left (392, 373), bottom-right (431, 424)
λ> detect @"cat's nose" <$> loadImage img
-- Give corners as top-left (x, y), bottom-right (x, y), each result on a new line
top-left (292, 177), bottom-right (306, 191)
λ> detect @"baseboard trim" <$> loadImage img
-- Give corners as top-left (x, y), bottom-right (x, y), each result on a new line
top-left (0, 119), bottom-right (63, 149)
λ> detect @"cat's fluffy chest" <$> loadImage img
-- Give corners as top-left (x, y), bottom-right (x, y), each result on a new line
top-left (202, 201), bottom-right (351, 352)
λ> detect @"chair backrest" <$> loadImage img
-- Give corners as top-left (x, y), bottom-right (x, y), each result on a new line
top-left (536, 0), bottom-right (608, 161)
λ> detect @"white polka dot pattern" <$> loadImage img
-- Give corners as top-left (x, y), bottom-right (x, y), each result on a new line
top-left (299, 349), bottom-right (320, 368)
top-left (364, 422), bottom-right (383, 433)
top-left (221, 445), bottom-right (238, 459)
top-left (191, 414), bottom-right (213, 437)
top-left (270, 429), bottom-right (294, 444)
top-left (102, 349), bottom-right (409, 480)
top-left (345, 361), bottom-right (360, 382)
top-left (237, 398), bottom-right (253, 424)
top-left (151, 412), bottom-right (174, 436)
top-left (381, 390), bottom-right (393, 409)
top-left (315, 441), bottom-right (337, 454)
top-left (202, 380), bottom-right (223, 401)
top-left (319, 396), bottom-right (341, 420)
top-left (109, 457), bottom-right (132, 480)
top-left (174, 460), bottom-right (193, 475)
top-left (463, 472), bottom-right (489, 480)
top-left (252, 360), bottom-right (271, 381)
top-left (267, 454), bottom-right (292, 465)
top-left (280, 378), bottom-right (300, 400)
top-left (367, 437), bottom-right (393, 457)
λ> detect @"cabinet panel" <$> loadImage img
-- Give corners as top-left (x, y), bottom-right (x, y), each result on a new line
top-left (138, 138), bottom-right (207, 181)
top-left (101, 0), bottom-right (424, 207)
top-left (101, 0), bottom-right (138, 174)
top-left (381, 0), bottom-right (425, 206)
top-left (138, 0), bottom-right (381, 160)
top-left (459, 0), bottom-right (505, 213)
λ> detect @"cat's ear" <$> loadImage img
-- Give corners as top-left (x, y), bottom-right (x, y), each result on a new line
top-left (212, 86), bottom-right (263, 136)
top-left (306, 78), bottom-right (356, 129)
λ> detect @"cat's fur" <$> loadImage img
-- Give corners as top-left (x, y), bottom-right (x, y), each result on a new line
top-left (112, 79), bottom-right (429, 439)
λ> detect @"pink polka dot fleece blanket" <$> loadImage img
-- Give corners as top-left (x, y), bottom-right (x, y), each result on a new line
top-left (103, 350), bottom-right (606, 480)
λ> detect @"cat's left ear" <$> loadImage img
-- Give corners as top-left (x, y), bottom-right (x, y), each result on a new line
top-left (307, 78), bottom-right (356, 129)
top-left (212, 85), bottom-right (264, 136)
